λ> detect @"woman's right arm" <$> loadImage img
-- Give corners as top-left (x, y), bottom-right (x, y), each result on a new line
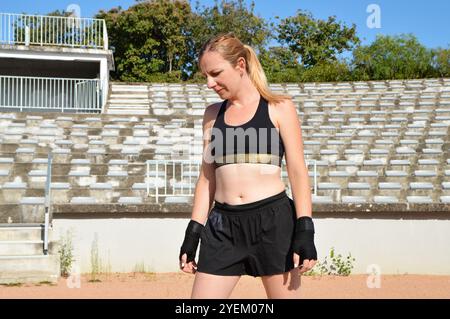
top-left (190, 103), bottom-right (219, 225)
top-left (179, 103), bottom-right (219, 272)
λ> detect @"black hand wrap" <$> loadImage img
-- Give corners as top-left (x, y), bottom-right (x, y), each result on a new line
top-left (179, 220), bottom-right (204, 263)
top-left (292, 216), bottom-right (317, 264)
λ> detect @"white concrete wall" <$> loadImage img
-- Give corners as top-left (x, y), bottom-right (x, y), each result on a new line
top-left (52, 217), bottom-right (450, 275)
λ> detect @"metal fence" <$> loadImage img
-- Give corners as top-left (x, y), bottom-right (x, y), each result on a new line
top-left (0, 12), bottom-right (108, 49)
top-left (146, 159), bottom-right (201, 204)
top-left (146, 159), bottom-right (318, 203)
top-left (0, 75), bottom-right (101, 112)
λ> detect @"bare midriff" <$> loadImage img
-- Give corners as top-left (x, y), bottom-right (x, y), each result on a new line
top-left (213, 163), bottom-right (285, 205)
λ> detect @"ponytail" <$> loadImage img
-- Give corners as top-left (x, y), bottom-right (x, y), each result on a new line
top-left (243, 44), bottom-right (291, 105)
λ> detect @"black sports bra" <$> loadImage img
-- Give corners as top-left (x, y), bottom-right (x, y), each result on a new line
top-left (210, 95), bottom-right (285, 168)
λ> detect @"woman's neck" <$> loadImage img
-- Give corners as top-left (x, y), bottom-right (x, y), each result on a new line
top-left (228, 76), bottom-right (260, 108)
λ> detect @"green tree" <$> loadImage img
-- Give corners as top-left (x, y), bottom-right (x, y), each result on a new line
top-left (186, 0), bottom-right (271, 78)
top-left (432, 47), bottom-right (450, 77)
top-left (277, 10), bottom-right (359, 68)
top-left (96, 0), bottom-right (192, 82)
top-left (259, 46), bottom-right (302, 82)
top-left (300, 60), bottom-right (351, 83)
top-left (352, 34), bottom-right (435, 80)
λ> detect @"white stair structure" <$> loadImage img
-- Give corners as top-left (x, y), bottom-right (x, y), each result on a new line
top-left (0, 225), bottom-right (59, 284)
top-left (106, 84), bottom-right (150, 115)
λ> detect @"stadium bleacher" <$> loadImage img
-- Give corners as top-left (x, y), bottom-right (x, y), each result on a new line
top-left (0, 78), bottom-right (448, 212)
top-left (0, 77), bottom-right (449, 283)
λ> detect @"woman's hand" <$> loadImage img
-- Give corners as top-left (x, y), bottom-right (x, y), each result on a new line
top-left (179, 220), bottom-right (204, 274)
top-left (292, 216), bottom-right (318, 274)
top-left (293, 252), bottom-right (317, 274)
top-left (179, 253), bottom-right (198, 274)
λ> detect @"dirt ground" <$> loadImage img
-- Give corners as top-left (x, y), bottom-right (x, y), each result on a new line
top-left (1, 273), bottom-right (449, 299)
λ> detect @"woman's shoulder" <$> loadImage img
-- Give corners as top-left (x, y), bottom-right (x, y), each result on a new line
top-left (205, 101), bottom-right (224, 116)
top-left (270, 96), bottom-right (294, 108)
top-left (202, 101), bottom-right (224, 127)
top-left (268, 97), bottom-right (297, 127)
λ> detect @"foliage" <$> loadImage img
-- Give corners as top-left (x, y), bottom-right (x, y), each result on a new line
top-left (352, 34), bottom-right (436, 80)
top-left (90, 233), bottom-right (102, 282)
top-left (432, 48), bottom-right (450, 77)
top-left (96, 0), bottom-right (269, 81)
top-left (259, 46), bottom-right (302, 82)
top-left (58, 229), bottom-right (75, 277)
top-left (28, 3), bottom-right (448, 82)
top-left (276, 10), bottom-right (359, 68)
top-left (96, 0), bottom-right (192, 81)
top-left (300, 60), bottom-right (352, 82)
top-left (304, 247), bottom-right (355, 276)
top-left (185, 0), bottom-right (270, 78)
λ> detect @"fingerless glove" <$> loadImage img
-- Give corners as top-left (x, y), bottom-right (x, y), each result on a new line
top-left (292, 216), bottom-right (317, 264)
top-left (179, 220), bottom-right (204, 262)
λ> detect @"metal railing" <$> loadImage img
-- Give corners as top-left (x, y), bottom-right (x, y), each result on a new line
top-left (43, 153), bottom-right (52, 255)
top-left (75, 79), bottom-right (101, 112)
top-left (0, 75), bottom-right (101, 112)
top-left (146, 159), bottom-right (318, 203)
top-left (0, 12), bottom-right (108, 49)
top-left (146, 159), bottom-right (201, 204)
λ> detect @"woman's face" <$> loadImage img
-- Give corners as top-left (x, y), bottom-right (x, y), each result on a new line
top-left (199, 50), bottom-right (244, 99)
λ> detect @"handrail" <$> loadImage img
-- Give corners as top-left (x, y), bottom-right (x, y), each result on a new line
top-left (0, 12), bottom-right (108, 49)
top-left (145, 159), bottom-right (318, 203)
top-left (0, 75), bottom-right (101, 113)
top-left (43, 152), bottom-right (52, 255)
top-left (146, 159), bottom-right (199, 204)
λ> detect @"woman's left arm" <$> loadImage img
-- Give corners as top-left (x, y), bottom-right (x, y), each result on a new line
top-left (276, 99), bottom-right (317, 270)
top-left (276, 99), bottom-right (312, 218)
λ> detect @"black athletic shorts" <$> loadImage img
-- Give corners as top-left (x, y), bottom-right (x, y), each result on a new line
top-left (197, 190), bottom-right (296, 277)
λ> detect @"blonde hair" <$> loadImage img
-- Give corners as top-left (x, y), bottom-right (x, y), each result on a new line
top-left (198, 32), bottom-right (291, 105)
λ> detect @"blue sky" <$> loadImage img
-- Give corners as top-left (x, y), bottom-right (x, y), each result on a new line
top-left (1, 0), bottom-right (449, 49)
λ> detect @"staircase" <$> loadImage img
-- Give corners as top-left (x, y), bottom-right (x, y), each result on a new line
top-left (0, 154), bottom-right (60, 285)
top-left (106, 83), bottom-right (151, 115)
top-left (0, 224), bottom-right (59, 284)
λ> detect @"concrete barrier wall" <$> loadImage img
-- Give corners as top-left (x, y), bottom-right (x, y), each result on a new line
top-left (53, 216), bottom-right (450, 275)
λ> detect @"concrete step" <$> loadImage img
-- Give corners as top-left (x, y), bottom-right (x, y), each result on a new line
top-left (0, 204), bottom-right (47, 224)
top-left (107, 107), bottom-right (150, 112)
top-left (109, 93), bottom-right (149, 99)
top-left (0, 255), bottom-right (59, 284)
top-left (107, 109), bottom-right (150, 115)
top-left (109, 99), bottom-right (150, 105)
top-left (0, 226), bottom-right (48, 241)
top-left (110, 86), bottom-right (148, 92)
top-left (0, 240), bottom-right (57, 256)
top-left (108, 104), bottom-right (150, 108)
top-left (107, 105), bottom-right (150, 109)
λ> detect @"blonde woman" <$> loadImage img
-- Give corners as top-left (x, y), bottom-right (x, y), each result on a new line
top-left (179, 33), bottom-right (317, 299)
